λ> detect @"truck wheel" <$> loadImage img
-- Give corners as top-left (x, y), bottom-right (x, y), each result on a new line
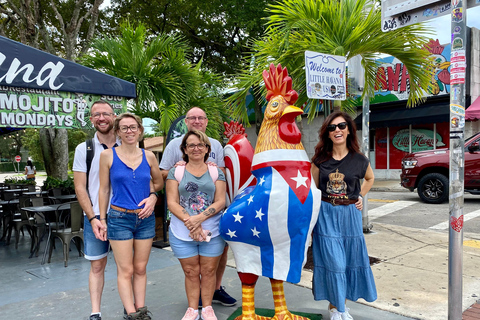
top-left (417, 173), bottom-right (449, 204)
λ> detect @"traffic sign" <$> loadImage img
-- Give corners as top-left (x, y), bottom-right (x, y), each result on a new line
top-left (15, 155), bottom-right (21, 163)
top-left (381, 0), bottom-right (479, 31)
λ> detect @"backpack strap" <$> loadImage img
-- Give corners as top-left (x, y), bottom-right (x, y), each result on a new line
top-left (208, 165), bottom-right (218, 183)
top-left (85, 138), bottom-right (95, 193)
top-left (174, 165), bottom-right (186, 183)
top-left (174, 164), bottom-right (218, 183)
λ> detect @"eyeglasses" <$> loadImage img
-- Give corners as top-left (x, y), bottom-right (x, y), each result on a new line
top-left (186, 143), bottom-right (206, 150)
top-left (327, 122), bottom-right (348, 132)
top-left (119, 125), bottom-right (139, 133)
top-left (186, 116), bottom-right (207, 121)
top-left (92, 112), bottom-right (114, 119)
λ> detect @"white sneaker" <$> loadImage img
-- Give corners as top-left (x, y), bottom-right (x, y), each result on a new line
top-left (342, 308), bottom-right (354, 320)
top-left (329, 308), bottom-right (343, 320)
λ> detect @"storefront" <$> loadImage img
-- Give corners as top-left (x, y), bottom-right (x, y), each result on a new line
top-left (355, 36), bottom-right (480, 179)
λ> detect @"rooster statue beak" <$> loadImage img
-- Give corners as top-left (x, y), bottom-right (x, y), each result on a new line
top-left (279, 105), bottom-right (303, 145)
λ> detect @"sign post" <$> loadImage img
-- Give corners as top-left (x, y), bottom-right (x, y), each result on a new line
top-left (381, 0), bottom-right (473, 317)
top-left (448, 0), bottom-right (467, 318)
top-left (15, 155), bottom-right (21, 173)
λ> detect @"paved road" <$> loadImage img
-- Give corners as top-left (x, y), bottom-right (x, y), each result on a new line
top-left (366, 191), bottom-right (480, 238)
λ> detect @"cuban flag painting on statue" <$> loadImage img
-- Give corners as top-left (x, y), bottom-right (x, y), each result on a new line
top-left (219, 149), bottom-right (321, 284)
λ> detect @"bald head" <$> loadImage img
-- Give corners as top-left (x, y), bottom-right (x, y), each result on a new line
top-left (185, 107), bottom-right (208, 132)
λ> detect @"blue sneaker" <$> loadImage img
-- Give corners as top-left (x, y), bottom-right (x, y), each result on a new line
top-left (212, 286), bottom-right (236, 306)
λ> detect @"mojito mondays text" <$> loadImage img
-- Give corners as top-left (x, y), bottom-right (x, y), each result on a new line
top-left (0, 93), bottom-right (76, 127)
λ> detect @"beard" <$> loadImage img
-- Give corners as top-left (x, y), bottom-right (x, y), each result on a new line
top-left (94, 121), bottom-right (114, 134)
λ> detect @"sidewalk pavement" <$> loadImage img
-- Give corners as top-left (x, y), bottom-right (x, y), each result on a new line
top-left (1, 173), bottom-right (479, 319)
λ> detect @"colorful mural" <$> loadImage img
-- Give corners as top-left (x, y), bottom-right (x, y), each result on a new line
top-left (370, 39), bottom-right (451, 104)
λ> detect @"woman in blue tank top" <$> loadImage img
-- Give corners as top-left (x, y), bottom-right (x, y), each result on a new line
top-left (98, 113), bottom-right (163, 320)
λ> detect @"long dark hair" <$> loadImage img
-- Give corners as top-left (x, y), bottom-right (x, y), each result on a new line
top-left (311, 111), bottom-right (360, 165)
top-left (26, 160), bottom-right (33, 168)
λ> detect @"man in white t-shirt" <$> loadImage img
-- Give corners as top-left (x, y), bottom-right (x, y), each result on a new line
top-left (159, 107), bottom-right (237, 307)
top-left (73, 101), bottom-right (157, 320)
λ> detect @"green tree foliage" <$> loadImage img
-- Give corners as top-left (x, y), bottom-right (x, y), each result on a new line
top-left (0, 0), bottom-right (105, 180)
top-left (22, 128), bottom-right (87, 169)
top-left (81, 22), bottom-right (227, 140)
top-left (226, 0), bottom-right (435, 124)
top-left (108, 0), bottom-right (272, 76)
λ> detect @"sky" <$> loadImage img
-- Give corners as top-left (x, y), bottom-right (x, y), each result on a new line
top-left (426, 6), bottom-right (480, 44)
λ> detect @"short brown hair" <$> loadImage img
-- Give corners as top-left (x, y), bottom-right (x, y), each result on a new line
top-left (180, 130), bottom-right (212, 162)
top-left (114, 113), bottom-right (144, 140)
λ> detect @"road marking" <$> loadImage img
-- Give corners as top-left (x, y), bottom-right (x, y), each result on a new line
top-left (368, 201), bottom-right (417, 220)
top-left (429, 209), bottom-right (480, 230)
top-left (368, 199), bottom-right (398, 203)
top-left (464, 240), bottom-right (480, 249)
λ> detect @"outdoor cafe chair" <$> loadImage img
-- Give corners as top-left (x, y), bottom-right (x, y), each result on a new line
top-left (5, 196), bottom-right (35, 250)
top-left (46, 201), bottom-right (84, 267)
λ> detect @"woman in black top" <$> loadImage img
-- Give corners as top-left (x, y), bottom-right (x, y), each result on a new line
top-left (310, 112), bottom-right (376, 320)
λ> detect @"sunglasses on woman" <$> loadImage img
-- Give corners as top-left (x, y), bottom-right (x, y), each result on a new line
top-left (327, 122), bottom-right (348, 132)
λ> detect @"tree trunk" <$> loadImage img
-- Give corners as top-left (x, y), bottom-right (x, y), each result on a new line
top-left (252, 84), bottom-right (264, 136)
top-left (39, 128), bottom-right (69, 180)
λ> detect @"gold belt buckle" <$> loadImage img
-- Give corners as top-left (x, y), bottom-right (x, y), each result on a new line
top-left (330, 198), bottom-right (337, 206)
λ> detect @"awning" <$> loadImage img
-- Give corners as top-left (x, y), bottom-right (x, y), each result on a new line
top-left (355, 96), bottom-right (453, 129)
top-left (0, 35), bottom-right (136, 98)
top-left (466, 96), bottom-right (480, 121)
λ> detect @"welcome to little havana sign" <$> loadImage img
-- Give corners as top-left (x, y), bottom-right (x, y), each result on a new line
top-left (305, 51), bottom-right (346, 101)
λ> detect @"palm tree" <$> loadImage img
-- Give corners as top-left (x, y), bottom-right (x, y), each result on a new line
top-left (81, 21), bottom-right (227, 140)
top-left (227, 0), bottom-right (435, 123)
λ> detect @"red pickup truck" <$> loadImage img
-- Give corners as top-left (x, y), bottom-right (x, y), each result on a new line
top-left (400, 132), bottom-right (480, 203)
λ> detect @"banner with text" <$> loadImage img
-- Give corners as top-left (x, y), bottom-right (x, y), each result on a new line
top-left (0, 86), bottom-right (128, 129)
top-left (305, 51), bottom-right (346, 100)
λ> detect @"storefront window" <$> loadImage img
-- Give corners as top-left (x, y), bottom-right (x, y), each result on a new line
top-left (375, 123), bottom-right (450, 170)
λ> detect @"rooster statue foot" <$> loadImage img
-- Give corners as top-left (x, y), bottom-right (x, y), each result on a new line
top-left (270, 311), bottom-right (310, 320)
top-left (235, 273), bottom-right (271, 320)
top-left (234, 315), bottom-right (271, 320)
top-left (269, 279), bottom-right (310, 320)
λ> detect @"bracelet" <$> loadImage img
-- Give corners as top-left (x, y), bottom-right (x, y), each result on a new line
top-left (358, 195), bottom-right (363, 199)
top-left (149, 192), bottom-right (159, 198)
top-left (100, 218), bottom-right (107, 221)
top-left (88, 216), bottom-right (97, 222)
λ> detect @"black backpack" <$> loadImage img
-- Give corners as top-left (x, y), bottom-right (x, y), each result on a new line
top-left (85, 138), bottom-right (95, 194)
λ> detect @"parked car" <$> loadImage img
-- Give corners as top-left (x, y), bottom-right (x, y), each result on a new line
top-left (400, 132), bottom-right (480, 203)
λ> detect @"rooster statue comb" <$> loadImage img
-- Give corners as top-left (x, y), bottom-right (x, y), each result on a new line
top-left (220, 63), bottom-right (321, 320)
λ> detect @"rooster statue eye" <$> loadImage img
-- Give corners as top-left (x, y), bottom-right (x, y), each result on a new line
top-left (271, 101), bottom-right (279, 110)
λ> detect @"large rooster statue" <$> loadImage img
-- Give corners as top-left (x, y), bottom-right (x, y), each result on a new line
top-left (220, 64), bottom-right (321, 320)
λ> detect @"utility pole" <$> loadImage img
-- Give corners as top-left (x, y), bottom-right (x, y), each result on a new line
top-left (448, 0), bottom-right (467, 318)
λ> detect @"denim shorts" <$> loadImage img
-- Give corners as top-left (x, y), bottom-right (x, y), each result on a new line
top-left (107, 208), bottom-right (155, 241)
top-left (83, 215), bottom-right (110, 260)
top-left (169, 229), bottom-right (226, 259)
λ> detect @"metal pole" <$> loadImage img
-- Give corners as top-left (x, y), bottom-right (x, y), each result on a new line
top-left (362, 93), bottom-right (372, 233)
top-left (448, 0), bottom-right (466, 318)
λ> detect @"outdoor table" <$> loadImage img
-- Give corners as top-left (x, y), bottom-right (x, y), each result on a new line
top-left (23, 191), bottom-right (48, 197)
top-left (48, 194), bottom-right (77, 203)
top-left (21, 203), bottom-right (67, 260)
top-left (0, 199), bottom-right (20, 206)
top-left (3, 188), bottom-right (28, 198)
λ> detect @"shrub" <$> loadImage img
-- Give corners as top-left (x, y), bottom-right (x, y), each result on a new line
top-left (42, 176), bottom-right (75, 194)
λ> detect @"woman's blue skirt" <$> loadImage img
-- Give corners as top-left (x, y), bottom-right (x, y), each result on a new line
top-left (312, 202), bottom-right (377, 312)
